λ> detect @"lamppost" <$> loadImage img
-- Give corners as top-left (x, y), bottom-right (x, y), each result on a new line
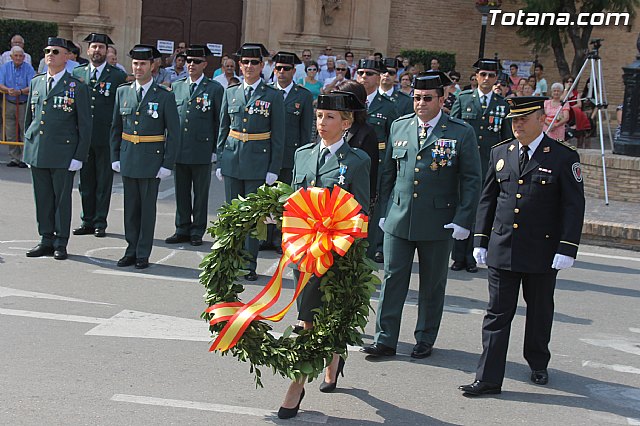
top-left (476, 0), bottom-right (502, 59)
top-left (614, 32), bottom-right (640, 156)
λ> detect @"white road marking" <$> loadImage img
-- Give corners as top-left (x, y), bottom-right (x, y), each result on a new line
top-left (630, 328), bottom-right (640, 334)
top-left (0, 308), bottom-right (105, 324)
top-left (0, 286), bottom-right (113, 305)
top-left (92, 269), bottom-right (199, 283)
top-left (158, 187), bottom-right (175, 200)
top-left (264, 259), bottom-right (280, 276)
top-left (155, 249), bottom-right (177, 265)
top-left (84, 246), bottom-right (126, 265)
top-left (580, 338), bottom-right (640, 356)
top-left (110, 394), bottom-right (329, 423)
top-left (579, 251), bottom-right (640, 262)
top-left (582, 360), bottom-right (640, 375)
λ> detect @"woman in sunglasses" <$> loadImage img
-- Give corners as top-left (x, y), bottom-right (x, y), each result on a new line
top-left (297, 60), bottom-right (322, 103)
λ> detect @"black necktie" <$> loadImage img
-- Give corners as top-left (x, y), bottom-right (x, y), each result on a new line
top-left (189, 82), bottom-right (196, 96)
top-left (519, 145), bottom-right (530, 173)
top-left (47, 77), bottom-right (54, 94)
top-left (281, 89), bottom-right (286, 100)
top-left (318, 147), bottom-right (329, 168)
top-left (91, 68), bottom-right (98, 83)
top-left (245, 86), bottom-right (253, 101)
top-left (480, 95), bottom-right (487, 108)
top-left (137, 87), bottom-right (143, 102)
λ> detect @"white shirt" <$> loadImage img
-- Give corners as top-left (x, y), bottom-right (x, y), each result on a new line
top-left (366, 90), bottom-right (377, 108)
top-left (519, 131), bottom-right (544, 159)
top-left (213, 73), bottom-right (238, 89)
top-left (135, 79), bottom-right (153, 100)
top-left (188, 74), bottom-right (204, 86)
top-left (477, 88), bottom-right (493, 105)
top-left (243, 79), bottom-right (261, 93)
top-left (417, 110), bottom-right (442, 139)
top-left (89, 61), bottom-right (107, 80)
top-left (319, 137), bottom-right (345, 159)
top-left (379, 87), bottom-right (394, 97)
top-left (275, 81), bottom-right (294, 99)
top-left (46, 68), bottom-right (66, 92)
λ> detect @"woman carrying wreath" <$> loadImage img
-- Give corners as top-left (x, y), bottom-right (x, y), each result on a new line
top-left (278, 91), bottom-right (371, 419)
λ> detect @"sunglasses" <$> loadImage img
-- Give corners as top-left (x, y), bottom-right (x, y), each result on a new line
top-left (336, 67), bottom-right (347, 71)
top-left (451, 77), bottom-right (459, 82)
top-left (240, 59), bottom-right (261, 65)
top-left (357, 70), bottom-right (378, 77)
top-left (302, 54), bottom-right (311, 57)
top-left (275, 65), bottom-right (293, 71)
top-left (478, 72), bottom-right (497, 78)
top-left (306, 67), bottom-right (317, 72)
top-left (566, 79), bottom-right (574, 83)
top-left (385, 69), bottom-right (397, 76)
top-left (413, 94), bottom-right (438, 102)
top-left (43, 48), bottom-right (61, 55)
top-left (186, 58), bottom-right (204, 64)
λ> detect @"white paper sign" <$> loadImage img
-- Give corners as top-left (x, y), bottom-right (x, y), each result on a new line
top-left (501, 60), bottom-right (534, 78)
top-left (207, 43), bottom-right (223, 57)
top-left (156, 40), bottom-right (174, 55)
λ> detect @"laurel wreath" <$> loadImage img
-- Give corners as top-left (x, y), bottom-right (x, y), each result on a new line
top-left (200, 182), bottom-right (379, 387)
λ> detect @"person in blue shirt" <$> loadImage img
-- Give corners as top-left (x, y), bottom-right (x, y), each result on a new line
top-left (0, 45), bottom-right (35, 167)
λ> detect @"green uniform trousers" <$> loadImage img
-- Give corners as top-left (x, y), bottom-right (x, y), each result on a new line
top-left (79, 145), bottom-right (113, 230)
top-left (265, 167), bottom-right (293, 248)
top-left (122, 176), bottom-right (160, 259)
top-left (30, 167), bottom-right (76, 249)
top-left (173, 163), bottom-right (212, 238)
top-left (224, 177), bottom-right (262, 272)
top-left (375, 232), bottom-right (453, 348)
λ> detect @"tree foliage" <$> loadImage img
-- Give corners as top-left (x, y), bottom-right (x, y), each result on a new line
top-left (516, 0), bottom-right (639, 78)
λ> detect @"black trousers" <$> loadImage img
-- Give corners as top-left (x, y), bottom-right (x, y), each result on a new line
top-left (476, 266), bottom-right (558, 385)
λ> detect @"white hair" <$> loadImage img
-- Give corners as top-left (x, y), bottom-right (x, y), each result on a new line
top-left (335, 59), bottom-right (347, 68)
top-left (10, 45), bottom-right (24, 55)
top-left (551, 82), bottom-right (564, 92)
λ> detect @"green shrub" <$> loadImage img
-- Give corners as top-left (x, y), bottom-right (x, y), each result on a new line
top-left (400, 49), bottom-right (456, 73)
top-left (0, 19), bottom-right (59, 67)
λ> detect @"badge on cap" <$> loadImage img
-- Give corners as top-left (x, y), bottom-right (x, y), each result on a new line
top-left (496, 159), bottom-right (505, 171)
top-left (572, 162), bottom-right (582, 182)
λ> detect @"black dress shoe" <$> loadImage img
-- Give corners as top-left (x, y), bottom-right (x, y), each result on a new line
top-left (274, 245), bottom-right (283, 255)
top-left (73, 225), bottom-right (95, 235)
top-left (165, 233), bottom-right (190, 244)
top-left (94, 228), bottom-right (106, 238)
top-left (458, 380), bottom-right (502, 396)
top-left (245, 271), bottom-right (258, 281)
top-left (411, 342), bottom-right (433, 359)
top-left (373, 251), bottom-right (384, 263)
top-left (190, 235), bottom-right (203, 246)
top-left (26, 244), bottom-right (54, 257)
top-left (292, 324), bottom-right (304, 334)
top-left (277, 388), bottom-right (305, 419)
top-left (117, 256), bottom-right (136, 267)
top-left (360, 343), bottom-right (396, 357)
top-left (466, 264), bottom-right (479, 273)
top-left (53, 248), bottom-right (68, 260)
top-left (18, 161), bottom-right (28, 168)
top-left (450, 261), bottom-right (466, 271)
top-left (319, 357), bottom-right (345, 393)
top-left (135, 258), bottom-right (150, 269)
top-left (530, 369), bottom-right (549, 385)
top-left (6, 161), bottom-right (18, 167)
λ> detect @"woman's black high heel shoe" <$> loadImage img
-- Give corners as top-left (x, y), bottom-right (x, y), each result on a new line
top-left (319, 357), bottom-right (345, 393)
top-left (278, 388), bottom-right (305, 419)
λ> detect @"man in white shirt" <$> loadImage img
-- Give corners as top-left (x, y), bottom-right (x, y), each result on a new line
top-left (213, 57), bottom-right (239, 89)
top-left (0, 34), bottom-right (32, 65)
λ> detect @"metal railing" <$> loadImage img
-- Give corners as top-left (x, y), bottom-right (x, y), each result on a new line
top-left (0, 88), bottom-right (24, 146)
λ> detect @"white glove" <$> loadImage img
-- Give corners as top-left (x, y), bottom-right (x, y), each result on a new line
top-left (265, 172), bottom-right (278, 186)
top-left (473, 247), bottom-right (487, 265)
top-left (552, 253), bottom-right (574, 270)
top-left (68, 159), bottom-right (82, 172)
top-left (211, 153), bottom-right (217, 163)
top-left (111, 161), bottom-right (121, 173)
top-left (378, 218), bottom-right (386, 231)
top-left (156, 167), bottom-right (171, 179)
top-left (444, 223), bottom-right (470, 240)
top-left (215, 168), bottom-right (223, 182)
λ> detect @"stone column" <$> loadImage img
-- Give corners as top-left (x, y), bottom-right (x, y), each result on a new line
top-left (71, 0), bottom-right (114, 42)
top-left (614, 33), bottom-right (640, 157)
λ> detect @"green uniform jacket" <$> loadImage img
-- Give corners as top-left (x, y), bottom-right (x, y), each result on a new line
top-left (385, 89), bottom-right (413, 116)
top-left (110, 82), bottom-right (180, 178)
top-left (217, 81), bottom-right (285, 179)
top-left (292, 142), bottom-right (371, 214)
top-left (23, 72), bottom-right (92, 168)
top-left (379, 112), bottom-right (482, 241)
top-left (72, 63), bottom-right (128, 147)
top-left (270, 82), bottom-right (314, 169)
top-left (450, 89), bottom-right (512, 178)
top-left (172, 76), bottom-right (224, 164)
top-left (367, 93), bottom-right (399, 167)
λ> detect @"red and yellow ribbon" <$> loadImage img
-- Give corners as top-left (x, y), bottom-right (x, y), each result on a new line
top-left (206, 186), bottom-right (368, 352)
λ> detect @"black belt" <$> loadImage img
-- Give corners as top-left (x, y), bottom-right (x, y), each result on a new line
top-left (6, 100), bottom-right (26, 105)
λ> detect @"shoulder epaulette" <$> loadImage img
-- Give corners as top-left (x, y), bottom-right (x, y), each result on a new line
top-left (458, 89), bottom-right (474, 96)
top-left (294, 84), bottom-right (311, 94)
top-left (555, 139), bottom-right (577, 151)
top-left (175, 76), bottom-right (188, 83)
top-left (492, 137), bottom-right (514, 148)
top-left (33, 72), bottom-right (45, 77)
top-left (155, 84), bottom-right (170, 91)
top-left (297, 142), bottom-right (315, 151)
top-left (448, 115), bottom-right (467, 126)
top-left (74, 63), bottom-right (87, 70)
top-left (396, 112), bottom-right (416, 121)
top-left (227, 83), bottom-right (241, 89)
top-left (349, 146), bottom-right (370, 161)
top-left (396, 90), bottom-right (412, 99)
top-left (118, 81), bottom-right (133, 88)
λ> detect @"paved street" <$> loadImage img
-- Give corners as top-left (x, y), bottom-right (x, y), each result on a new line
top-left (1, 157), bottom-right (639, 425)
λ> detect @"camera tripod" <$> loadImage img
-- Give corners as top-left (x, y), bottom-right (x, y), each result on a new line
top-left (551, 39), bottom-right (612, 205)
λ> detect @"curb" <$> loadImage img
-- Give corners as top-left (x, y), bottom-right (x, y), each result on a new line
top-left (582, 220), bottom-right (640, 252)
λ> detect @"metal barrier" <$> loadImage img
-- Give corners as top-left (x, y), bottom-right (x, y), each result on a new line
top-left (0, 88), bottom-right (24, 147)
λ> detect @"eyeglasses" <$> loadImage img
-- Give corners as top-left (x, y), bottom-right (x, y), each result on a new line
top-left (478, 72), bottom-right (497, 78)
top-left (43, 48), bottom-right (61, 55)
top-left (302, 54), bottom-right (311, 58)
top-left (325, 48), bottom-right (332, 51)
top-left (566, 79), bottom-right (574, 83)
top-left (336, 67), bottom-right (347, 71)
top-left (186, 58), bottom-right (204, 64)
top-left (346, 55), bottom-right (353, 58)
top-left (241, 59), bottom-right (261, 65)
top-left (357, 70), bottom-right (378, 77)
top-left (275, 65), bottom-right (294, 71)
top-left (385, 69), bottom-right (397, 76)
top-left (306, 67), bottom-right (317, 72)
top-left (413, 94), bottom-right (439, 102)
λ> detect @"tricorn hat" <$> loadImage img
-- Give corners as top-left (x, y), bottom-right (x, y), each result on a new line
top-left (236, 43), bottom-right (269, 59)
top-left (412, 74), bottom-right (445, 90)
top-left (473, 58), bottom-right (500, 72)
top-left (383, 57), bottom-right (402, 70)
top-left (505, 96), bottom-right (547, 118)
top-left (272, 51), bottom-right (302, 65)
top-left (420, 70), bottom-right (453, 87)
top-left (317, 91), bottom-right (366, 111)
top-left (186, 44), bottom-right (212, 57)
top-left (357, 58), bottom-right (387, 74)
top-left (46, 37), bottom-right (69, 51)
top-left (128, 44), bottom-right (162, 60)
top-left (83, 33), bottom-right (114, 45)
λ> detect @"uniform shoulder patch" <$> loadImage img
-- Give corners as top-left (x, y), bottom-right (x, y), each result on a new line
top-left (73, 63), bottom-right (86, 70)
top-left (396, 112), bottom-right (416, 122)
top-left (448, 115), bottom-right (467, 126)
top-left (492, 137), bottom-right (514, 148)
top-left (297, 142), bottom-right (316, 151)
top-left (555, 139), bottom-right (577, 151)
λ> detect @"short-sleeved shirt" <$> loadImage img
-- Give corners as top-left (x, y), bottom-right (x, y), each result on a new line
top-left (0, 50), bottom-right (32, 66)
top-left (165, 66), bottom-right (188, 82)
top-left (153, 68), bottom-right (171, 85)
top-left (0, 60), bottom-right (35, 102)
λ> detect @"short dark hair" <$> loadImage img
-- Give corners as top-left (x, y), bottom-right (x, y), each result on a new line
top-left (510, 63), bottom-right (518, 69)
top-left (449, 70), bottom-right (461, 79)
top-left (535, 63), bottom-right (544, 71)
top-left (431, 57), bottom-right (439, 63)
top-left (374, 52), bottom-right (383, 58)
